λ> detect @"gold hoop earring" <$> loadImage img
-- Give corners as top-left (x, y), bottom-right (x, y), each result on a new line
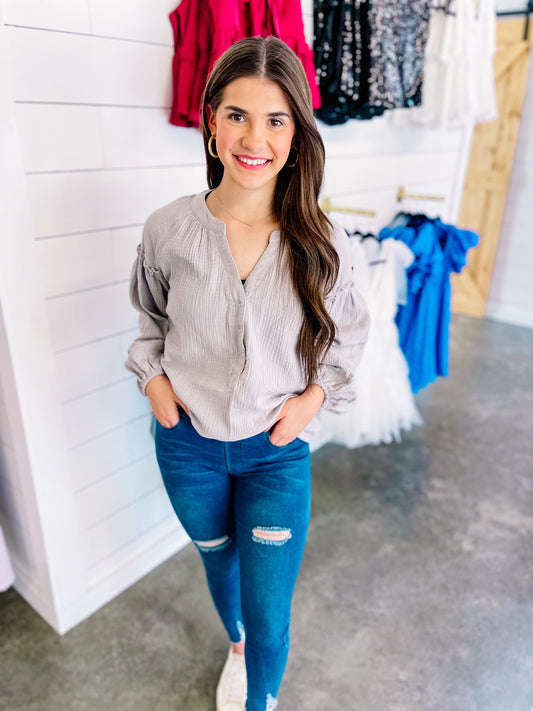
top-left (286, 147), bottom-right (298, 168)
top-left (208, 135), bottom-right (219, 159)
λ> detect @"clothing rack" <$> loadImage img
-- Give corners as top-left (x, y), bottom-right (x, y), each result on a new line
top-left (320, 197), bottom-right (377, 217)
top-left (434, 2), bottom-right (533, 40)
top-left (497, 0), bottom-right (533, 41)
top-left (397, 186), bottom-right (446, 203)
top-left (432, 1), bottom-right (455, 16)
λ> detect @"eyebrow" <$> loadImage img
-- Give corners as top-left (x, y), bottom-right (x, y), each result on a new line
top-left (223, 105), bottom-right (291, 119)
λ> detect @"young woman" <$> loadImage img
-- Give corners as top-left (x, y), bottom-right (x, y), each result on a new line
top-left (126, 36), bottom-right (369, 711)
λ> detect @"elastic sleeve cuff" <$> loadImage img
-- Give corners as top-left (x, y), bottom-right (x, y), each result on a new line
top-left (138, 367), bottom-right (166, 396)
top-left (312, 378), bottom-right (332, 410)
top-left (313, 371), bottom-right (357, 412)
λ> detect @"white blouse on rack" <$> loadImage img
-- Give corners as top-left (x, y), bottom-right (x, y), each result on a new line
top-left (317, 228), bottom-right (423, 450)
top-left (392, 0), bottom-right (498, 128)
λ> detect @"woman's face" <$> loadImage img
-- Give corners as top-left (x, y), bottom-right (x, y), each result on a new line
top-left (207, 76), bottom-right (296, 194)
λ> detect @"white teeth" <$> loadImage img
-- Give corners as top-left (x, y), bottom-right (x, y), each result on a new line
top-left (237, 156), bottom-right (269, 166)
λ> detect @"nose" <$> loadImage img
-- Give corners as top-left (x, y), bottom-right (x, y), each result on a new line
top-left (241, 121), bottom-right (266, 153)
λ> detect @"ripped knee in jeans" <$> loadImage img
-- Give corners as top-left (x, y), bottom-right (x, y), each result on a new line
top-left (252, 526), bottom-right (292, 546)
top-left (193, 534), bottom-right (232, 553)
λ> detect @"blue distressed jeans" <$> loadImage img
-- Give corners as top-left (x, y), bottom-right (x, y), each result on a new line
top-left (154, 409), bottom-right (311, 711)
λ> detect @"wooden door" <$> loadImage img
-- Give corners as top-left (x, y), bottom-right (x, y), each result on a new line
top-left (452, 20), bottom-right (532, 316)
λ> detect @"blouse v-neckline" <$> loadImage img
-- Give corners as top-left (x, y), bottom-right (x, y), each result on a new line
top-left (193, 190), bottom-right (281, 290)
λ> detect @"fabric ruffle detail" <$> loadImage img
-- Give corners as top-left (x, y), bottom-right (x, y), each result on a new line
top-left (169, 0), bottom-right (320, 129)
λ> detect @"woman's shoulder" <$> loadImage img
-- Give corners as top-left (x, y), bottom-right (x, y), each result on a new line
top-left (142, 191), bottom-right (211, 257)
top-left (144, 193), bottom-right (198, 236)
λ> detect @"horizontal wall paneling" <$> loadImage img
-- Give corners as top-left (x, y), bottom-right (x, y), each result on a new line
top-left (81, 487), bottom-right (180, 570)
top-left (53, 332), bottom-right (133, 403)
top-left (36, 226), bottom-right (140, 299)
top-left (62, 378), bottom-right (150, 449)
top-left (68, 414), bottom-right (156, 491)
top-left (14, 104), bottom-right (205, 173)
top-left (28, 166), bottom-right (206, 237)
top-left (9, 26), bottom-right (173, 106)
top-left (75, 454), bottom-right (162, 531)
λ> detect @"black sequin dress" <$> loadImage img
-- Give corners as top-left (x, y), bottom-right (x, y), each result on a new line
top-left (314, 0), bottom-right (433, 125)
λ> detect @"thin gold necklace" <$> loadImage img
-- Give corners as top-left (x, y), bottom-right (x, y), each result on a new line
top-left (214, 189), bottom-right (273, 228)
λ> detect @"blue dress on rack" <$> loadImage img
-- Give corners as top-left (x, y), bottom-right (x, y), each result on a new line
top-left (380, 218), bottom-right (478, 393)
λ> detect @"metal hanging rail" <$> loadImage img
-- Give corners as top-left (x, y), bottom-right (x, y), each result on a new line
top-left (496, 0), bottom-right (533, 41)
top-left (396, 186), bottom-right (446, 203)
top-left (320, 197), bottom-right (376, 217)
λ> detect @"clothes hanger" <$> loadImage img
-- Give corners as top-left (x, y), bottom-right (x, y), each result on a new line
top-left (348, 228), bottom-right (379, 241)
top-left (432, 0), bottom-right (455, 16)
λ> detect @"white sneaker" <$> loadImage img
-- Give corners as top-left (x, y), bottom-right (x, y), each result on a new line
top-left (216, 648), bottom-right (247, 711)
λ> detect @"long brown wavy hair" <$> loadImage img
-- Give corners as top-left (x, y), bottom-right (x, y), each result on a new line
top-left (200, 36), bottom-right (339, 386)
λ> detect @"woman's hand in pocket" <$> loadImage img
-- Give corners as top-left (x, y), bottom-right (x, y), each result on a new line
top-left (269, 385), bottom-right (325, 446)
top-left (145, 374), bottom-right (188, 428)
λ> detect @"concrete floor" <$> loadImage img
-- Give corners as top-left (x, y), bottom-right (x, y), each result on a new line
top-left (1, 314), bottom-right (533, 711)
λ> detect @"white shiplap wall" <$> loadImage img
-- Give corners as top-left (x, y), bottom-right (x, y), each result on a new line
top-left (1, 0), bottom-right (474, 632)
top-left (0, 0), bottom-right (193, 632)
top-left (0, 309), bottom-right (34, 585)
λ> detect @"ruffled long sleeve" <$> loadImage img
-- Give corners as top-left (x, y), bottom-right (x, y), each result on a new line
top-left (314, 223), bottom-right (370, 411)
top-left (125, 235), bottom-right (170, 395)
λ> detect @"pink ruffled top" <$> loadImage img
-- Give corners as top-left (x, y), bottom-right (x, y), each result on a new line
top-left (169, 0), bottom-right (320, 128)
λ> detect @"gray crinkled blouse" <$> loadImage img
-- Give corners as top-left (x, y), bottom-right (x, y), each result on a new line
top-left (126, 190), bottom-right (369, 442)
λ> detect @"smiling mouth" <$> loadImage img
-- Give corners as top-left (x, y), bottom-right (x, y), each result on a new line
top-left (235, 155), bottom-right (271, 166)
